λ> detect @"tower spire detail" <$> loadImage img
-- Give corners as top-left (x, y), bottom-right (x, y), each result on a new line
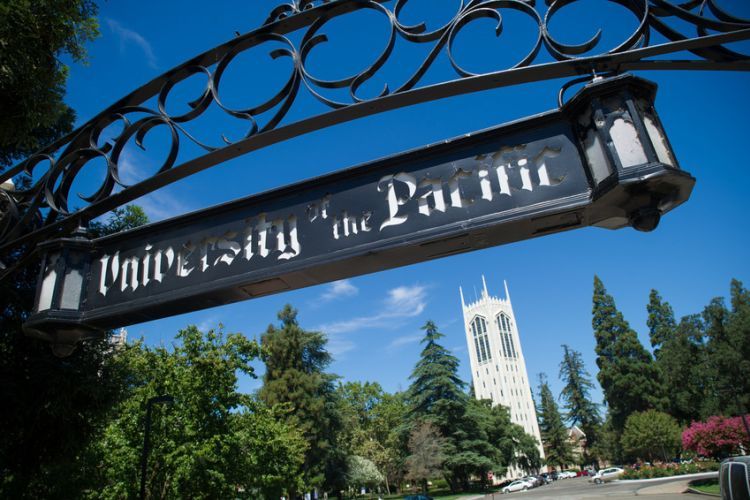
top-left (482, 274), bottom-right (489, 299)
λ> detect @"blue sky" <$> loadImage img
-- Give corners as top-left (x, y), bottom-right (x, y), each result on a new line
top-left (61, 0), bottom-right (750, 405)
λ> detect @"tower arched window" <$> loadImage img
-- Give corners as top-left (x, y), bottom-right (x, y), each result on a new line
top-left (470, 316), bottom-right (491, 364)
top-left (496, 313), bottom-right (517, 358)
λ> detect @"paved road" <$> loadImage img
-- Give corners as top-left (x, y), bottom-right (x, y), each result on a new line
top-left (480, 472), bottom-right (718, 500)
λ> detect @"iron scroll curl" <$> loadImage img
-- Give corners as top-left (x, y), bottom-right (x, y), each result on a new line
top-left (0, 0), bottom-right (748, 262)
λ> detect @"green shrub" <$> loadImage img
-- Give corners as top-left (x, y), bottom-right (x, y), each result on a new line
top-left (431, 477), bottom-right (449, 489)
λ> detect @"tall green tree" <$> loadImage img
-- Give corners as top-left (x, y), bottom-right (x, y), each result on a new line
top-left (702, 280), bottom-right (750, 417)
top-left (338, 382), bottom-right (406, 495)
top-left (258, 305), bottom-right (346, 494)
top-left (588, 413), bottom-right (620, 464)
top-left (536, 374), bottom-right (573, 470)
top-left (90, 325), bottom-right (307, 499)
top-left (482, 401), bottom-right (542, 474)
top-left (444, 397), bottom-right (499, 491)
top-left (338, 381), bottom-right (386, 456)
top-left (233, 404), bottom-right (308, 499)
top-left (559, 345), bottom-right (600, 459)
top-left (592, 276), bottom-right (665, 433)
top-left (647, 289), bottom-right (677, 356)
top-left (406, 320), bottom-right (470, 490)
top-left (0, 0), bottom-right (99, 169)
top-left (376, 393), bottom-right (410, 494)
top-left (407, 320), bottom-right (466, 422)
top-left (648, 291), bottom-right (707, 423)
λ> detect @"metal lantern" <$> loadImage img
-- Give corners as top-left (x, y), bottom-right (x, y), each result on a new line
top-left (26, 228), bottom-right (99, 356)
top-left (565, 74), bottom-right (694, 232)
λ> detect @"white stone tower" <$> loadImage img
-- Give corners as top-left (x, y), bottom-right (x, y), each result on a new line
top-left (460, 276), bottom-right (544, 476)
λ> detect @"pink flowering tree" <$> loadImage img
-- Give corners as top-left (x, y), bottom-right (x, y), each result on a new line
top-left (682, 415), bottom-right (750, 459)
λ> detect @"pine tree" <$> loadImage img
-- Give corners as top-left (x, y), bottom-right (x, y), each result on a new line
top-left (407, 320), bottom-right (466, 422)
top-left (406, 320), bottom-right (467, 490)
top-left (647, 290), bottom-right (677, 357)
top-left (703, 280), bottom-right (750, 417)
top-left (648, 291), bottom-right (707, 423)
top-left (589, 413), bottom-right (621, 463)
top-left (536, 374), bottom-right (573, 470)
top-left (558, 345), bottom-right (600, 460)
top-left (726, 280), bottom-right (750, 415)
top-left (259, 305), bottom-right (345, 493)
top-left (592, 276), bottom-right (665, 432)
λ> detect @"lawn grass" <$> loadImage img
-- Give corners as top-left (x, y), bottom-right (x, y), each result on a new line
top-left (690, 479), bottom-right (720, 495)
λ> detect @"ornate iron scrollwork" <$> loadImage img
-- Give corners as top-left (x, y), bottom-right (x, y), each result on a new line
top-left (0, 0), bottom-right (748, 267)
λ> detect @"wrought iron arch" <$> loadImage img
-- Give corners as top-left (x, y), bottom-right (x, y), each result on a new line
top-left (1, 0), bottom-right (749, 275)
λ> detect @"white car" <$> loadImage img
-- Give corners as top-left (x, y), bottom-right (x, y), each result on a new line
top-left (558, 470), bottom-right (577, 479)
top-left (589, 467), bottom-right (624, 484)
top-left (502, 479), bottom-right (534, 493)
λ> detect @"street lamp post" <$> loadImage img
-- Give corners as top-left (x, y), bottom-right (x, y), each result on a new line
top-left (140, 395), bottom-right (174, 500)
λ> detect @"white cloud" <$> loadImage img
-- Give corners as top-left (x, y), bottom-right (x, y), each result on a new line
top-left (327, 337), bottom-right (356, 358)
top-left (107, 19), bottom-right (158, 69)
top-left (116, 149), bottom-right (193, 221)
top-left (196, 316), bottom-right (220, 333)
top-left (319, 284), bottom-right (428, 335)
top-left (385, 285), bottom-right (428, 313)
top-left (134, 190), bottom-right (192, 222)
top-left (387, 333), bottom-right (423, 350)
top-left (320, 279), bottom-right (358, 302)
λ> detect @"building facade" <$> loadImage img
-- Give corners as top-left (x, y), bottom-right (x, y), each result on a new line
top-left (109, 327), bottom-right (128, 348)
top-left (460, 277), bottom-right (545, 478)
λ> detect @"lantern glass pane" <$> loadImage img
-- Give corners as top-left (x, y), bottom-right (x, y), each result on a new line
top-left (38, 252), bottom-right (59, 312)
top-left (61, 266), bottom-right (83, 310)
top-left (637, 97), bottom-right (675, 167)
top-left (584, 129), bottom-right (611, 184)
top-left (610, 117), bottom-right (648, 168)
top-left (643, 115), bottom-right (675, 167)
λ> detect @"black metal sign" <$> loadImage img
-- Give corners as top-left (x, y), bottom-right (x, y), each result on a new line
top-left (24, 75), bottom-right (695, 353)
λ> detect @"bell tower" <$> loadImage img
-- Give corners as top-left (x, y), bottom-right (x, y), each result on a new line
top-left (460, 277), bottom-right (545, 475)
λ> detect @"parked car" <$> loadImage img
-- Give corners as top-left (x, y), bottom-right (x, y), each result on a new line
top-left (589, 467), bottom-right (625, 484)
top-left (502, 479), bottom-right (535, 493)
top-left (521, 475), bottom-right (543, 487)
top-left (496, 479), bottom-right (513, 489)
top-left (558, 470), bottom-right (577, 479)
top-left (720, 456), bottom-right (750, 500)
top-left (540, 472), bottom-right (554, 483)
